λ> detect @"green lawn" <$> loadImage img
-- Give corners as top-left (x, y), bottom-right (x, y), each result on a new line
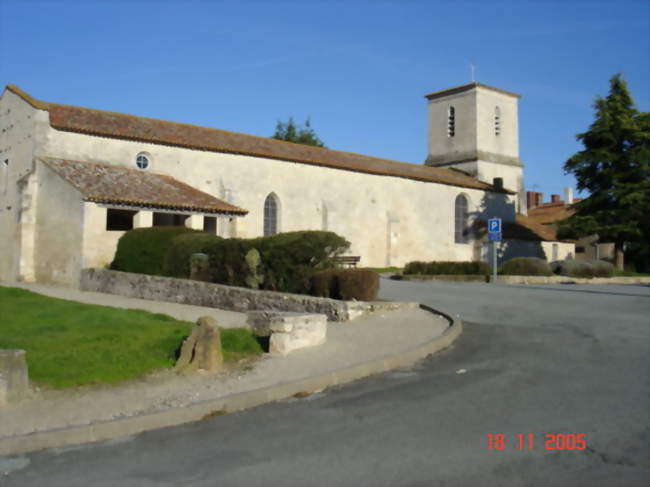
top-left (0, 287), bottom-right (262, 389)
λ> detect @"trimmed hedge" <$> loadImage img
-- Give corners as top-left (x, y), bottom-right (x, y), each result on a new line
top-left (403, 261), bottom-right (489, 275)
top-left (551, 260), bottom-right (614, 278)
top-left (113, 229), bottom-right (350, 295)
top-left (110, 227), bottom-right (200, 276)
top-left (500, 257), bottom-right (552, 276)
top-left (163, 232), bottom-right (223, 278)
top-left (310, 269), bottom-right (379, 301)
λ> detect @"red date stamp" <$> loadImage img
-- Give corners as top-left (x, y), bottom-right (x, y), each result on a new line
top-left (487, 433), bottom-right (587, 451)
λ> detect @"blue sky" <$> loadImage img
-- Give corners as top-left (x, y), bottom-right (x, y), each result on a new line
top-left (1, 0), bottom-right (648, 200)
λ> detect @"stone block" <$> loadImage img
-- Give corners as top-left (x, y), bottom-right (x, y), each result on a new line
top-left (0, 349), bottom-right (30, 406)
top-left (247, 311), bottom-right (327, 356)
top-left (175, 316), bottom-right (224, 374)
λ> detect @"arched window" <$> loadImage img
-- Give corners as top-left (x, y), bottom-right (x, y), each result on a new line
top-left (454, 194), bottom-right (469, 243)
top-left (263, 193), bottom-right (279, 236)
top-left (447, 106), bottom-right (455, 137)
top-left (494, 106), bottom-right (501, 136)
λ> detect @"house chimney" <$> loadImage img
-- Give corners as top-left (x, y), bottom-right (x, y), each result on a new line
top-left (551, 194), bottom-right (561, 203)
top-left (535, 192), bottom-right (543, 207)
top-left (493, 177), bottom-right (504, 190)
top-left (526, 191), bottom-right (537, 209)
top-left (564, 187), bottom-right (573, 204)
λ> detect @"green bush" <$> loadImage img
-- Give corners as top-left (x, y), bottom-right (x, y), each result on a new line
top-left (163, 232), bottom-right (223, 278)
top-left (552, 260), bottom-right (590, 278)
top-left (592, 260), bottom-right (615, 278)
top-left (204, 231), bottom-right (350, 294)
top-left (500, 257), bottom-right (552, 276)
top-left (310, 269), bottom-right (339, 298)
top-left (310, 268), bottom-right (379, 301)
top-left (403, 261), bottom-right (489, 275)
top-left (552, 260), bottom-right (614, 278)
top-left (110, 227), bottom-right (200, 276)
top-left (112, 229), bottom-right (350, 295)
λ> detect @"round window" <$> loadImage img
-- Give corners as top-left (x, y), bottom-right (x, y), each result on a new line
top-left (136, 153), bottom-right (150, 169)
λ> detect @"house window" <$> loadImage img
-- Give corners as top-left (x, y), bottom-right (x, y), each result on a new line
top-left (447, 106), bottom-right (456, 137)
top-left (106, 209), bottom-right (136, 231)
top-left (454, 194), bottom-right (469, 243)
top-left (495, 106), bottom-right (501, 136)
top-left (264, 193), bottom-right (279, 236)
top-left (552, 243), bottom-right (559, 261)
top-left (136, 152), bottom-right (150, 169)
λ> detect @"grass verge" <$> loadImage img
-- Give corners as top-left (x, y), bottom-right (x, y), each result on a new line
top-left (0, 287), bottom-right (262, 389)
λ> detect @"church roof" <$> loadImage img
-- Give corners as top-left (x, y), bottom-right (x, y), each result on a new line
top-left (424, 82), bottom-right (521, 100)
top-left (39, 157), bottom-right (248, 215)
top-left (7, 84), bottom-right (508, 194)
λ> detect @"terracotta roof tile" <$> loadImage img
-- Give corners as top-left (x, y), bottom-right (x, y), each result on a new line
top-left (476, 214), bottom-right (561, 241)
top-left (527, 200), bottom-right (580, 225)
top-left (6, 84), bottom-right (510, 193)
top-left (40, 157), bottom-right (247, 215)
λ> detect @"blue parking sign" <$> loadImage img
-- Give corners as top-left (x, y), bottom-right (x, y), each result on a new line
top-left (488, 218), bottom-right (502, 233)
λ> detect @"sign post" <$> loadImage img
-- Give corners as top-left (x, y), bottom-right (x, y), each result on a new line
top-left (487, 218), bottom-right (502, 283)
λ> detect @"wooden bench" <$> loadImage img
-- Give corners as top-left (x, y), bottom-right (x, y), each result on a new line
top-left (334, 256), bottom-right (361, 268)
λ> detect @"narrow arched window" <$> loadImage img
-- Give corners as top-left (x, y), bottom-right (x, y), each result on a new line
top-left (495, 106), bottom-right (501, 136)
top-left (447, 106), bottom-right (455, 137)
top-left (263, 193), bottom-right (279, 236)
top-left (454, 194), bottom-right (469, 243)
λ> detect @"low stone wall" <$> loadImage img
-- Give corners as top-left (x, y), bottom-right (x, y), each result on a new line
top-left (400, 274), bottom-right (650, 285)
top-left (399, 274), bottom-right (488, 282)
top-left (80, 269), bottom-right (418, 322)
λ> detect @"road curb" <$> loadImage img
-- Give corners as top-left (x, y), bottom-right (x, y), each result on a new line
top-left (0, 305), bottom-right (462, 457)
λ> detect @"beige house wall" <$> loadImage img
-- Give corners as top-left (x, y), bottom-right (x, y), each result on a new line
top-left (33, 161), bottom-right (84, 285)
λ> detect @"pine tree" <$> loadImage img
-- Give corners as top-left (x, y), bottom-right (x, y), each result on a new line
top-left (560, 74), bottom-right (650, 270)
top-left (272, 117), bottom-right (325, 147)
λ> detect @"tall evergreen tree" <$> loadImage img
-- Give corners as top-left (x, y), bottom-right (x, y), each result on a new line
top-left (272, 117), bottom-right (325, 147)
top-left (560, 74), bottom-right (650, 270)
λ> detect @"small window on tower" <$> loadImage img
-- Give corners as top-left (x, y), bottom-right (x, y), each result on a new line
top-left (447, 106), bottom-right (455, 137)
top-left (495, 107), bottom-right (501, 136)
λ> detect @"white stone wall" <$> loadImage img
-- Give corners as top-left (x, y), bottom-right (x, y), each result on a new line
top-left (0, 90), bottom-right (50, 282)
top-left (34, 161), bottom-right (84, 285)
top-left (475, 86), bottom-right (519, 161)
top-left (81, 204), bottom-right (126, 272)
top-left (427, 89), bottom-right (478, 164)
top-left (39, 124), bottom-right (518, 268)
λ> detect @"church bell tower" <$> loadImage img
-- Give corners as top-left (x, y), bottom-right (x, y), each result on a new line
top-left (424, 82), bottom-right (526, 214)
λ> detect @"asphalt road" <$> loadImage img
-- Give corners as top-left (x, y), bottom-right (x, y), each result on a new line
top-left (2, 279), bottom-right (649, 487)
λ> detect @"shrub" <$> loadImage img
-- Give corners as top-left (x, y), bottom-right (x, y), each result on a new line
top-left (500, 257), bottom-right (552, 276)
top-left (592, 260), bottom-right (614, 278)
top-left (110, 227), bottom-right (200, 276)
top-left (163, 232), bottom-right (222, 278)
top-left (403, 261), bottom-right (489, 275)
top-left (553, 259), bottom-right (614, 278)
top-left (310, 268), bottom-right (379, 301)
top-left (310, 269), bottom-right (339, 298)
top-left (203, 231), bottom-right (350, 294)
top-left (553, 260), bottom-right (590, 278)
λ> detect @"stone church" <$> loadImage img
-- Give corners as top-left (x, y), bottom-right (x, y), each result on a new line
top-left (0, 82), bottom-right (573, 286)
